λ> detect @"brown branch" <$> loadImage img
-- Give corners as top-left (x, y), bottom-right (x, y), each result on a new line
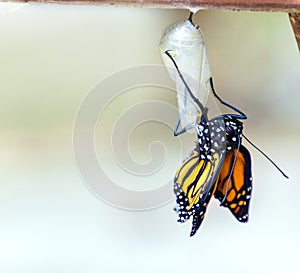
top-left (289, 13), bottom-right (300, 49)
top-left (1, 0), bottom-right (300, 12)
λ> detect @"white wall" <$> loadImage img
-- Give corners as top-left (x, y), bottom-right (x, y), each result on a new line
top-left (0, 3), bottom-right (299, 273)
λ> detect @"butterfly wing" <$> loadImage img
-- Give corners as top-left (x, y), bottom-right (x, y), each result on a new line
top-left (214, 145), bottom-right (252, 222)
top-left (174, 147), bottom-right (225, 235)
top-left (189, 179), bottom-right (218, 236)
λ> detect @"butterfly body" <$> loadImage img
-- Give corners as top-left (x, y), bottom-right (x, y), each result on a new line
top-left (174, 113), bottom-right (252, 236)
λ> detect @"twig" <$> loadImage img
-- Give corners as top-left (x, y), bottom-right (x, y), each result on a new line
top-left (289, 13), bottom-right (300, 49)
top-left (0, 0), bottom-right (299, 12)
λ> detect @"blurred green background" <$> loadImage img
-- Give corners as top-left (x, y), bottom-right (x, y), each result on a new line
top-left (0, 3), bottom-right (299, 273)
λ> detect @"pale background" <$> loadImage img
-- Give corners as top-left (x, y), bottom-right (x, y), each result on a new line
top-left (0, 3), bottom-right (299, 273)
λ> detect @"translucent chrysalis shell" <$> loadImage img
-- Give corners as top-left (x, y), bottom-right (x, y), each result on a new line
top-left (160, 17), bottom-right (212, 130)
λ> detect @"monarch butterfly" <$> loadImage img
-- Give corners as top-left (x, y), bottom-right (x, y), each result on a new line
top-left (163, 12), bottom-right (288, 236)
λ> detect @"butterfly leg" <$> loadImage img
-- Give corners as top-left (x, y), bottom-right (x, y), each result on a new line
top-left (165, 50), bottom-right (208, 117)
top-left (209, 77), bottom-right (247, 120)
top-left (174, 118), bottom-right (194, 136)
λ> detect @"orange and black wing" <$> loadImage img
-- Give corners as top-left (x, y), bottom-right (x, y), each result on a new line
top-left (189, 180), bottom-right (218, 236)
top-left (174, 148), bottom-right (224, 235)
top-left (214, 145), bottom-right (252, 222)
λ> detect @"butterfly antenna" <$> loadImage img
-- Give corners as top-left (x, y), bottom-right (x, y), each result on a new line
top-left (221, 138), bottom-right (241, 205)
top-left (243, 134), bottom-right (289, 179)
top-left (164, 50), bottom-right (207, 117)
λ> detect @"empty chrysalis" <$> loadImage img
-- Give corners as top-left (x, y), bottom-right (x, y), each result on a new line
top-left (160, 12), bottom-right (211, 133)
